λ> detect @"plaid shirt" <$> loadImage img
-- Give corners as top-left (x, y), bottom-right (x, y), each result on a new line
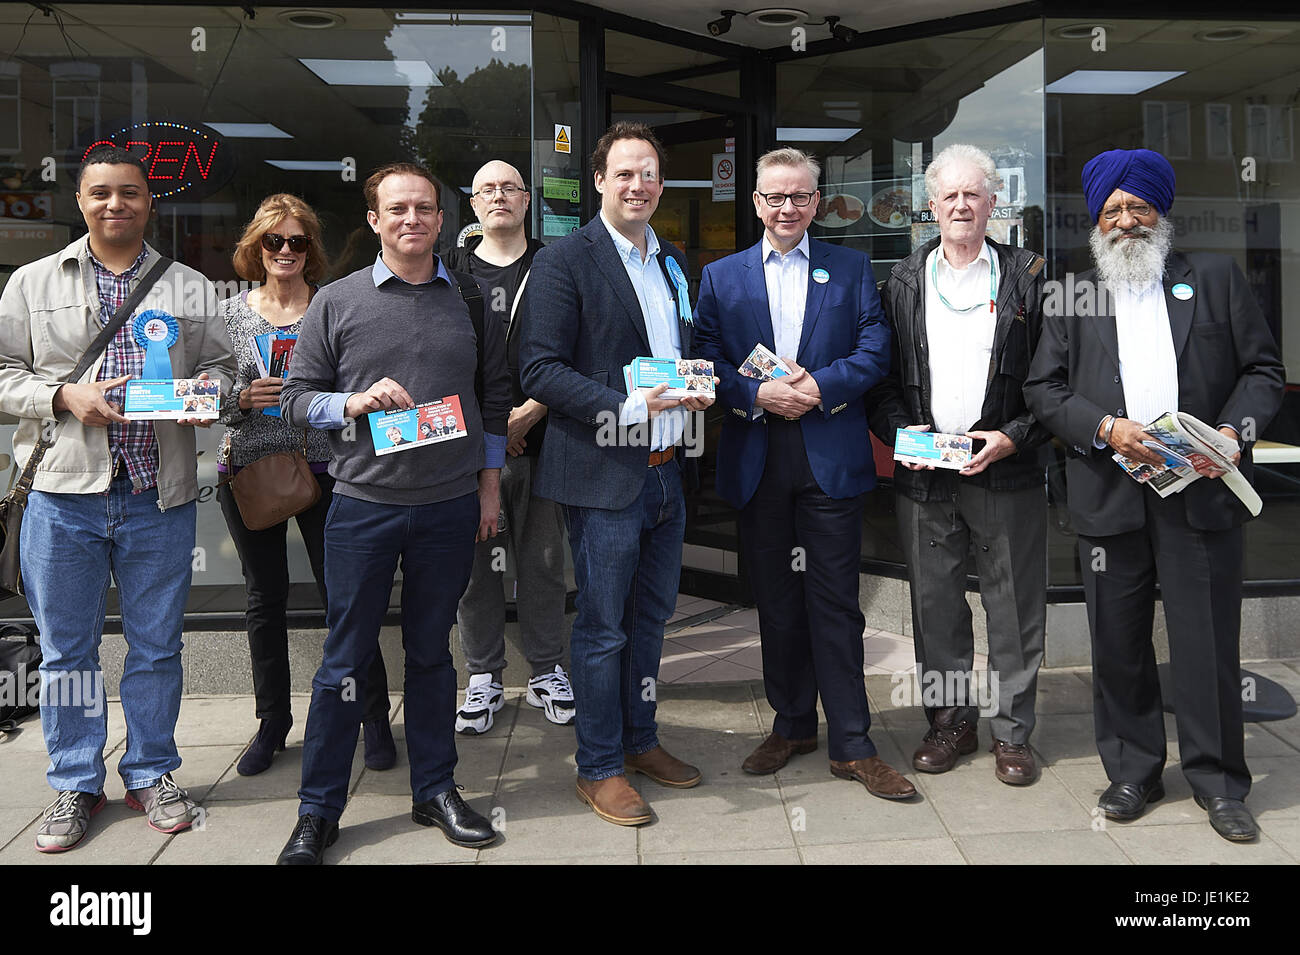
top-left (91, 246), bottom-right (158, 491)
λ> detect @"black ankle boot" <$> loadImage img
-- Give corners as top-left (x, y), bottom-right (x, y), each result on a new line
top-left (237, 713), bottom-right (293, 776)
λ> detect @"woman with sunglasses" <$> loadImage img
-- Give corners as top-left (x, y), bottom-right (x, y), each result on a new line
top-left (218, 194), bottom-right (396, 776)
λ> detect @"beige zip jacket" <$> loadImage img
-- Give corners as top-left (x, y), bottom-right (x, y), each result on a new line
top-left (0, 236), bottom-right (236, 509)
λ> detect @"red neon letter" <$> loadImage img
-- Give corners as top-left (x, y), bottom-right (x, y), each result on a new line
top-left (149, 141), bottom-right (184, 180)
top-left (179, 140), bottom-right (219, 180)
top-left (81, 140), bottom-right (115, 161)
top-left (125, 140), bottom-right (153, 167)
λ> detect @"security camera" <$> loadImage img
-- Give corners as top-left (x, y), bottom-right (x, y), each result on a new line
top-left (708, 10), bottom-right (737, 36)
top-left (826, 16), bottom-right (857, 42)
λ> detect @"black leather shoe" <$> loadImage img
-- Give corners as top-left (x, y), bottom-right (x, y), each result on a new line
top-left (237, 713), bottom-right (293, 777)
top-left (1098, 779), bottom-right (1165, 821)
top-left (1194, 795), bottom-right (1258, 842)
top-left (363, 717), bottom-right (397, 771)
top-left (276, 813), bottom-right (339, 865)
top-left (412, 789), bottom-right (498, 848)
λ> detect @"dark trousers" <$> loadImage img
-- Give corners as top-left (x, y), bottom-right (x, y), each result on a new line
top-left (298, 491), bottom-right (479, 823)
top-left (1078, 491), bottom-right (1249, 800)
top-left (218, 472), bottom-right (389, 723)
top-left (738, 419), bottom-right (875, 762)
top-left (895, 480), bottom-right (1046, 743)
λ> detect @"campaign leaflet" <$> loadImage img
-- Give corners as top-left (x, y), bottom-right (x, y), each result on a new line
top-left (624, 357), bottom-right (715, 399)
top-left (249, 332), bottom-right (298, 418)
top-left (123, 378), bottom-right (220, 420)
top-left (893, 428), bottom-right (973, 470)
top-left (738, 343), bottom-right (792, 381)
top-left (367, 395), bottom-right (467, 456)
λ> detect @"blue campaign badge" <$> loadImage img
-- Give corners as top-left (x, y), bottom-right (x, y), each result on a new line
top-left (132, 310), bottom-right (179, 380)
top-left (812, 268), bottom-right (829, 284)
top-left (1171, 283), bottom-right (1194, 301)
top-left (665, 256), bottom-right (693, 325)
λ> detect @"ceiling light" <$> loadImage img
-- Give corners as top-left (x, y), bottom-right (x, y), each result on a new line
top-left (299, 58), bottom-right (439, 87)
top-left (747, 8), bottom-right (808, 27)
top-left (265, 160), bottom-right (349, 171)
top-left (776, 126), bottom-right (861, 142)
top-left (278, 10), bottom-right (343, 29)
top-left (205, 123), bottom-right (292, 138)
top-left (1052, 23), bottom-right (1107, 40)
top-left (1195, 26), bottom-right (1256, 42)
top-left (1045, 70), bottom-right (1185, 95)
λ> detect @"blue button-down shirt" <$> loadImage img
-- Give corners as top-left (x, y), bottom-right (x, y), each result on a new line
top-left (601, 213), bottom-right (687, 452)
top-left (305, 253), bottom-right (504, 468)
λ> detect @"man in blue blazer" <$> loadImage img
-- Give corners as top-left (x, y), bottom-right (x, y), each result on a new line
top-left (520, 122), bottom-right (714, 827)
top-left (694, 148), bottom-right (915, 800)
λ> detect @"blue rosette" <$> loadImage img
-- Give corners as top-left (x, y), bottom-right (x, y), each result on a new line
top-left (132, 310), bottom-right (180, 380)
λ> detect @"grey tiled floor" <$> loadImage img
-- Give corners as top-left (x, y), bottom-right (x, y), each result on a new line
top-left (2, 663), bottom-right (1297, 865)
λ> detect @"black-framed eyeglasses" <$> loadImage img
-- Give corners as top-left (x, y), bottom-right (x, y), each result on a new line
top-left (1101, 203), bottom-right (1154, 222)
top-left (262, 233), bottom-right (310, 253)
top-left (757, 191), bottom-right (816, 208)
top-left (473, 184), bottom-right (524, 199)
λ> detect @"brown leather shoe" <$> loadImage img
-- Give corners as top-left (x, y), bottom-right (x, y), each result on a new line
top-left (576, 775), bottom-right (652, 826)
top-left (829, 757), bottom-right (918, 800)
top-left (624, 745), bottom-right (702, 788)
top-left (742, 732), bottom-right (817, 775)
top-left (911, 708), bottom-right (978, 773)
top-left (990, 739), bottom-right (1039, 785)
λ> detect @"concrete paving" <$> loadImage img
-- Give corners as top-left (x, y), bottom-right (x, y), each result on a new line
top-left (2, 663), bottom-right (1297, 865)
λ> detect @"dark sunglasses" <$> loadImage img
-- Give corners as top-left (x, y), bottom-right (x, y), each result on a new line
top-left (261, 233), bottom-right (310, 253)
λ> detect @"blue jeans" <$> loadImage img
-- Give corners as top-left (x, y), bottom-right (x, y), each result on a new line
top-left (21, 474), bottom-right (196, 794)
top-left (298, 491), bottom-right (478, 823)
top-left (564, 459), bottom-right (685, 780)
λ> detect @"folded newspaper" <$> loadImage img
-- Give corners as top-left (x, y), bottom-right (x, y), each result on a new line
top-left (1112, 411), bottom-right (1261, 516)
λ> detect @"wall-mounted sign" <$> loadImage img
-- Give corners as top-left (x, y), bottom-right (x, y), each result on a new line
top-left (542, 176), bottom-right (579, 202)
top-left (80, 122), bottom-right (234, 200)
top-left (0, 192), bottom-right (53, 221)
top-left (554, 124), bottom-right (571, 155)
top-left (712, 154), bottom-right (735, 202)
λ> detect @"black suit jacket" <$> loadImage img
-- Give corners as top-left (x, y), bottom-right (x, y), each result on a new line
top-left (1024, 250), bottom-right (1285, 536)
top-left (520, 217), bottom-right (696, 510)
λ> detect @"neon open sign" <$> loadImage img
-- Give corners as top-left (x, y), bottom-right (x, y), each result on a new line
top-left (81, 122), bottom-right (228, 199)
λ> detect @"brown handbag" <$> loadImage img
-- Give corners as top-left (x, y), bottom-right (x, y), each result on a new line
top-left (224, 435), bottom-right (321, 531)
top-left (0, 256), bottom-right (172, 600)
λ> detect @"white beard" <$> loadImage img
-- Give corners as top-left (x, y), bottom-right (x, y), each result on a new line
top-left (1088, 216), bottom-right (1173, 292)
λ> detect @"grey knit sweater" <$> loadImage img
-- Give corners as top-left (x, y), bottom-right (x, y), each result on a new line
top-left (217, 293), bottom-right (331, 467)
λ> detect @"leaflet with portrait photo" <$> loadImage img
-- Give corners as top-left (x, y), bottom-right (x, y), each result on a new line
top-left (893, 429), bottom-right (973, 470)
top-left (123, 378), bottom-right (221, 420)
top-left (625, 357), bottom-right (715, 398)
top-left (738, 343), bottom-right (792, 382)
top-left (367, 395), bottom-right (467, 456)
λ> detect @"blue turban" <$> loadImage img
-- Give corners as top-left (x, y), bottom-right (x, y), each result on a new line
top-left (1081, 148), bottom-right (1176, 222)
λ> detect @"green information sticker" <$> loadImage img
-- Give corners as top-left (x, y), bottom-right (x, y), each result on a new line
top-left (543, 176), bottom-right (581, 202)
top-left (542, 214), bottom-right (580, 236)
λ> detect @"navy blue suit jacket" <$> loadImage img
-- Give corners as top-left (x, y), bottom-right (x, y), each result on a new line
top-left (694, 237), bottom-right (891, 510)
top-left (520, 217), bottom-right (695, 510)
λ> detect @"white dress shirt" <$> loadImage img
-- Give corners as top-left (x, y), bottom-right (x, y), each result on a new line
top-left (601, 212), bottom-right (687, 452)
top-left (1114, 280), bottom-right (1178, 427)
top-left (924, 241), bottom-right (999, 436)
top-left (762, 233), bottom-right (810, 362)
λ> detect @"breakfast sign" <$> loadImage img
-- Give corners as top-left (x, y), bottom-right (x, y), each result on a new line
top-left (79, 122), bottom-right (235, 200)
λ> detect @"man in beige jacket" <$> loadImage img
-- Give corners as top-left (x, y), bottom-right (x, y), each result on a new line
top-left (0, 145), bottom-right (234, 852)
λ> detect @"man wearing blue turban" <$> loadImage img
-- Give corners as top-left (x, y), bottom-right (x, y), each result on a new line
top-left (1026, 148), bottom-right (1285, 843)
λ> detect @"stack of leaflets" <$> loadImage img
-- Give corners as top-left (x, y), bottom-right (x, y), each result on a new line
top-left (367, 396), bottom-right (468, 456)
top-left (1113, 411), bottom-right (1261, 516)
top-left (893, 428), bottom-right (973, 470)
top-left (738, 343), bottom-right (791, 381)
top-left (250, 332), bottom-right (298, 417)
top-left (123, 377), bottom-right (221, 420)
top-left (622, 357), bottom-right (715, 398)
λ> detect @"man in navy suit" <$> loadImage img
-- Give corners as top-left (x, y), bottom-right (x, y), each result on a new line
top-left (694, 148), bottom-right (915, 800)
top-left (521, 122), bottom-right (714, 826)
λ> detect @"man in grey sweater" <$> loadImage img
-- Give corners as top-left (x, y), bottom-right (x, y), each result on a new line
top-left (275, 163), bottom-right (511, 864)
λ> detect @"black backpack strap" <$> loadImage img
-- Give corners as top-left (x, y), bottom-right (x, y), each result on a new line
top-left (448, 267), bottom-right (485, 411)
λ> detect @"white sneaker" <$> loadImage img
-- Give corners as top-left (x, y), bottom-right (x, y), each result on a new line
top-left (527, 665), bottom-right (576, 726)
top-left (455, 673), bottom-right (505, 735)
